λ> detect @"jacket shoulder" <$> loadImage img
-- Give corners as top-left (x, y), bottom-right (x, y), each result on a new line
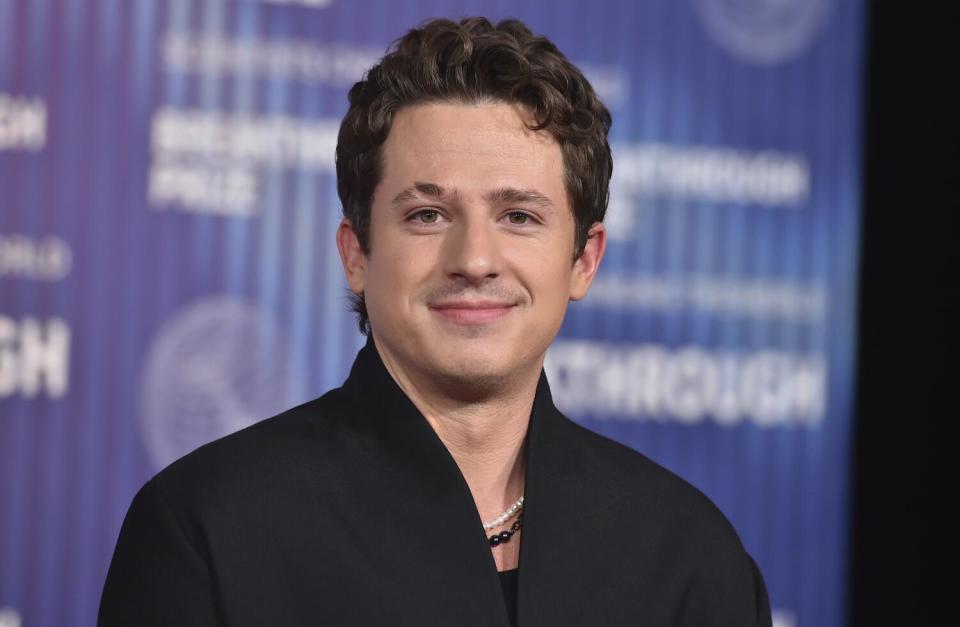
top-left (551, 415), bottom-right (771, 625)
top-left (556, 412), bottom-right (754, 569)
top-left (146, 387), bottom-right (354, 512)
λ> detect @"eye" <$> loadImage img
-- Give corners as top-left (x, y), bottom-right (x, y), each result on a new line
top-left (412, 209), bottom-right (441, 224)
top-left (506, 211), bottom-right (530, 225)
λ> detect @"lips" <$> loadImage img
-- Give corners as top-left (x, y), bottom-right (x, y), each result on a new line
top-left (428, 301), bottom-right (516, 324)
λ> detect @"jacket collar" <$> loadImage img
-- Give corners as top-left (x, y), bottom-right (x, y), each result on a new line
top-left (339, 337), bottom-right (595, 626)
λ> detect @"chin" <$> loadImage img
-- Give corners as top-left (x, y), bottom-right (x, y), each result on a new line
top-left (429, 351), bottom-right (514, 396)
top-left (432, 329), bottom-right (547, 377)
top-left (438, 350), bottom-right (507, 378)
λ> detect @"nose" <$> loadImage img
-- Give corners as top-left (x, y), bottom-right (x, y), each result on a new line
top-left (442, 214), bottom-right (502, 285)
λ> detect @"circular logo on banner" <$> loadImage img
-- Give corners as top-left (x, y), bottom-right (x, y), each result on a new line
top-left (139, 295), bottom-right (301, 471)
top-left (695, 0), bottom-right (835, 66)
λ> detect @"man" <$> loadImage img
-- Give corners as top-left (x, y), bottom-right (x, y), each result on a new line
top-left (100, 17), bottom-right (772, 627)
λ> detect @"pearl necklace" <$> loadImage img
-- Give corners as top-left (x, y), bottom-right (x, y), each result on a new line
top-left (489, 513), bottom-right (522, 547)
top-left (482, 495), bottom-right (524, 530)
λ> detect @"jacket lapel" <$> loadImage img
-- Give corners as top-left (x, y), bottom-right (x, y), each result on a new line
top-left (341, 340), bottom-right (511, 626)
top-left (341, 339), bottom-right (608, 626)
top-left (518, 373), bottom-right (607, 626)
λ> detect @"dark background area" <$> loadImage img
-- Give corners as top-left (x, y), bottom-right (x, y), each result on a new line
top-left (851, 2), bottom-right (953, 624)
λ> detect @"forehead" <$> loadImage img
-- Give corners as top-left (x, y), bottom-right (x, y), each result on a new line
top-left (377, 101), bottom-right (568, 203)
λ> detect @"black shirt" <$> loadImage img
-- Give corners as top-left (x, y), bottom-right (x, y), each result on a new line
top-left (498, 568), bottom-right (519, 627)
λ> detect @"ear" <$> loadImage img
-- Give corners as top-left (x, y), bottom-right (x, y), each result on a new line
top-left (569, 222), bottom-right (606, 301)
top-left (336, 218), bottom-right (367, 294)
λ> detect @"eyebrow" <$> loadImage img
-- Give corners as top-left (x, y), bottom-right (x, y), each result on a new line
top-left (391, 182), bottom-right (554, 211)
top-left (484, 187), bottom-right (555, 211)
top-left (391, 182), bottom-right (459, 206)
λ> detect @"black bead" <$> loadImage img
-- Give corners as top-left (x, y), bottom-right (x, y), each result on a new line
top-left (499, 531), bottom-right (512, 543)
top-left (489, 534), bottom-right (501, 547)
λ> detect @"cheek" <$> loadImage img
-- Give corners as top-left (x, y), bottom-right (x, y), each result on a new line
top-left (366, 238), bottom-right (437, 300)
top-left (517, 259), bottom-right (573, 310)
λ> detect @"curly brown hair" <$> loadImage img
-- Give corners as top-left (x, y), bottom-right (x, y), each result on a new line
top-left (336, 16), bottom-right (613, 334)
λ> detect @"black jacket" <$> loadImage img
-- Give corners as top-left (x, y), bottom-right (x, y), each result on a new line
top-left (100, 340), bottom-right (772, 626)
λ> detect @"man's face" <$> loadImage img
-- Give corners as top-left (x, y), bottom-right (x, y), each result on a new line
top-left (338, 101), bottom-right (605, 390)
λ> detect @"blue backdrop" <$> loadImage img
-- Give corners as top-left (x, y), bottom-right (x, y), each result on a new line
top-left (0, 1), bottom-right (864, 626)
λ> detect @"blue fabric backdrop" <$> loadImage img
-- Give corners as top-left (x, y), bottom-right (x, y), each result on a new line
top-left (0, 1), bottom-right (864, 625)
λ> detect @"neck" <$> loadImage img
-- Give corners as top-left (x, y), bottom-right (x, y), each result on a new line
top-left (372, 336), bottom-right (538, 523)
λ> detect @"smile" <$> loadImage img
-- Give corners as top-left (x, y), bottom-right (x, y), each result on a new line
top-left (428, 301), bottom-right (517, 324)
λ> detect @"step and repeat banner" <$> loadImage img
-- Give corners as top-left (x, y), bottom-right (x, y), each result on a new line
top-left (0, 1), bottom-right (864, 625)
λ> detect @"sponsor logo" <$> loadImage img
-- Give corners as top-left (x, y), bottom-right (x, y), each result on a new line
top-left (0, 93), bottom-right (46, 152)
top-left (0, 316), bottom-right (70, 400)
top-left (772, 609), bottom-right (797, 627)
top-left (607, 143), bottom-right (809, 238)
top-left (695, 0), bottom-right (835, 65)
top-left (139, 295), bottom-right (301, 470)
top-left (148, 107), bottom-right (338, 216)
top-left (161, 32), bottom-right (376, 87)
top-left (546, 341), bottom-right (825, 426)
top-left (0, 234), bottom-right (73, 282)
top-left (0, 607), bottom-right (22, 627)
top-left (583, 275), bottom-right (825, 324)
